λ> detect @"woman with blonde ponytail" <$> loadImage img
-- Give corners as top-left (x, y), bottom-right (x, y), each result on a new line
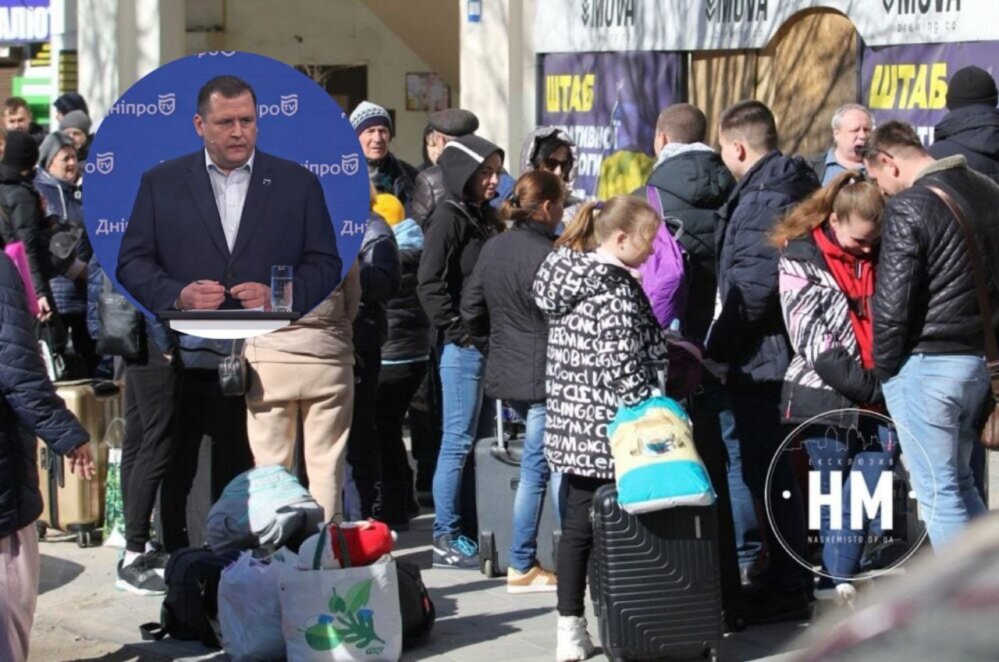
top-left (774, 170), bottom-right (897, 602)
top-left (532, 195), bottom-right (666, 660)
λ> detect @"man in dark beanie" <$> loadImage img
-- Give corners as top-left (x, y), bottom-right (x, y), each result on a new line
top-left (929, 65), bottom-right (999, 182)
top-left (349, 100), bottom-right (418, 210)
top-left (0, 130), bottom-right (54, 321)
top-left (412, 108), bottom-right (480, 226)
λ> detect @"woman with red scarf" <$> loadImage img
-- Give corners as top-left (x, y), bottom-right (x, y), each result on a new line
top-left (771, 171), bottom-right (898, 603)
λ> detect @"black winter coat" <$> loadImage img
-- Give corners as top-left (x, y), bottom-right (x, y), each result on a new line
top-left (0, 163), bottom-right (52, 301)
top-left (645, 146), bottom-right (735, 341)
top-left (0, 251), bottom-right (88, 539)
top-left (417, 136), bottom-right (504, 346)
top-left (929, 105), bottom-right (999, 182)
top-left (383, 219), bottom-right (430, 362)
top-left (411, 165), bottom-right (446, 228)
top-left (873, 156), bottom-right (999, 380)
top-left (354, 215), bottom-right (401, 354)
top-left (709, 150), bottom-right (820, 385)
top-left (461, 222), bottom-right (555, 402)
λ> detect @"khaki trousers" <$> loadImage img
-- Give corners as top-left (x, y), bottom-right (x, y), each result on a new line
top-left (246, 361), bottom-right (354, 520)
top-left (0, 524), bottom-right (39, 662)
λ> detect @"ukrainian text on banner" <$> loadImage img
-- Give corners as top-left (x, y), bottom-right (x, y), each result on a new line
top-left (860, 42), bottom-right (999, 146)
top-left (538, 51), bottom-right (682, 200)
top-left (84, 51), bottom-right (369, 319)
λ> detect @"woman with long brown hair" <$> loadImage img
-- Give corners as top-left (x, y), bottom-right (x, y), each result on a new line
top-left (772, 170), bottom-right (897, 602)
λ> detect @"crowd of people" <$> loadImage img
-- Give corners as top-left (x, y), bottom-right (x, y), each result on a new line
top-left (2, 63), bottom-right (999, 662)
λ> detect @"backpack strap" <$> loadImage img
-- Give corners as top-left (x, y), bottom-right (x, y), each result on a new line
top-left (645, 185), bottom-right (664, 218)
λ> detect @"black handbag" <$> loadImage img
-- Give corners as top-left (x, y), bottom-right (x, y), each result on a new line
top-left (95, 277), bottom-right (142, 359)
top-left (218, 340), bottom-right (248, 397)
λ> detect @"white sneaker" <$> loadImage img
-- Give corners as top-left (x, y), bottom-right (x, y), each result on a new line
top-left (556, 615), bottom-right (595, 661)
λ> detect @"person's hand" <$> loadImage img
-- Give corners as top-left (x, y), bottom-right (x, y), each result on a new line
top-left (230, 282), bottom-right (271, 310)
top-left (37, 296), bottom-right (52, 322)
top-left (177, 280), bottom-right (225, 310)
top-left (65, 444), bottom-right (96, 479)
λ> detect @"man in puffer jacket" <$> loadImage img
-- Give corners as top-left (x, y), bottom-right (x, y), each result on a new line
top-left (929, 66), bottom-right (999, 182)
top-left (0, 248), bottom-right (91, 662)
top-left (864, 120), bottom-right (999, 549)
top-left (708, 100), bottom-right (819, 623)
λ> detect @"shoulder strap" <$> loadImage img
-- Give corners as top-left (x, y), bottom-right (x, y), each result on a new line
top-left (927, 184), bottom-right (999, 362)
top-left (645, 185), bottom-right (664, 218)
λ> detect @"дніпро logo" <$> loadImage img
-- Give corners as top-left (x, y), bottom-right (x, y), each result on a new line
top-left (341, 153), bottom-right (359, 176)
top-left (260, 94), bottom-right (299, 117)
top-left (83, 151), bottom-right (115, 175)
top-left (765, 409), bottom-right (931, 584)
top-left (157, 93), bottom-right (176, 116)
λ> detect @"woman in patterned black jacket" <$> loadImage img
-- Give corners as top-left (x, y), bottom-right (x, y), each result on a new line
top-left (532, 196), bottom-right (666, 662)
top-left (772, 171), bottom-right (896, 602)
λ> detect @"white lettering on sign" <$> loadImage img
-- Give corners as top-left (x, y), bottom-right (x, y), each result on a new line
top-left (0, 6), bottom-right (49, 42)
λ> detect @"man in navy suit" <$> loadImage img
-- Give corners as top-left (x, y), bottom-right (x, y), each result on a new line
top-left (117, 75), bottom-right (342, 315)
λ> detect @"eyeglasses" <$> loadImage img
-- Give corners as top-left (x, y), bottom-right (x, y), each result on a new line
top-left (859, 145), bottom-right (894, 162)
top-left (543, 158), bottom-right (572, 172)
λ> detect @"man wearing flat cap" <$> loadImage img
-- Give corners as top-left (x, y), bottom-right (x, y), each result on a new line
top-left (411, 108), bottom-right (480, 226)
top-left (350, 100), bottom-right (419, 210)
top-left (929, 65), bottom-right (999, 182)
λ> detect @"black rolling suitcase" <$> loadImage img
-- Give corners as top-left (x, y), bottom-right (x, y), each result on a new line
top-left (591, 484), bottom-right (722, 661)
top-left (475, 400), bottom-right (560, 577)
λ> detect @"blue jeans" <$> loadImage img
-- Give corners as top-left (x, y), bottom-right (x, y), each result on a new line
top-left (508, 400), bottom-right (563, 572)
top-left (718, 404), bottom-right (763, 571)
top-left (432, 344), bottom-right (486, 540)
top-left (882, 354), bottom-right (991, 549)
top-left (803, 422), bottom-right (899, 583)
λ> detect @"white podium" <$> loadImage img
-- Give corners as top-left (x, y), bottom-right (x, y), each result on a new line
top-left (159, 311), bottom-right (300, 339)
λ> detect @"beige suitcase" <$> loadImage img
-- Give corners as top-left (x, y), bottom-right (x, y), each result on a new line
top-left (37, 380), bottom-right (121, 547)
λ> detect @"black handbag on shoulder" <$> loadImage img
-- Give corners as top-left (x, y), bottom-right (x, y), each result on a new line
top-left (95, 277), bottom-right (142, 360)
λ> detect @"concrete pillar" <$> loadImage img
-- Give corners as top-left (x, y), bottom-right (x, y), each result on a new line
top-left (78, 0), bottom-right (185, 130)
top-left (460, 0), bottom-right (535, 176)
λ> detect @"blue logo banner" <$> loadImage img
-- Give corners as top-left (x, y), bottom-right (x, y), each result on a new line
top-left (84, 51), bottom-right (369, 318)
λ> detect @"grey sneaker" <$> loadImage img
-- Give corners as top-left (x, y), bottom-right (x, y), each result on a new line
top-left (432, 534), bottom-right (479, 569)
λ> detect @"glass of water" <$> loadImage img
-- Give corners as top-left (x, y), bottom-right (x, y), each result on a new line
top-left (270, 265), bottom-right (293, 312)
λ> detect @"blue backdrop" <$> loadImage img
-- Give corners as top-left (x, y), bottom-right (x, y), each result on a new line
top-left (84, 50), bottom-right (369, 319)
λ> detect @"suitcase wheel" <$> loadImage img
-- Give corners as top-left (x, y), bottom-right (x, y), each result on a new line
top-left (76, 530), bottom-right (93, 548)
top-left (35, 522), bottom-right (47, 540)
top-left (482, 557), bottom-right (495, 578)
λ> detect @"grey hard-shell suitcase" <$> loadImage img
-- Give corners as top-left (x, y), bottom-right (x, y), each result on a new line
top-left (475, 400), bottom-right (560, 577)
top-left (591, 484), bottom-right (723, 661)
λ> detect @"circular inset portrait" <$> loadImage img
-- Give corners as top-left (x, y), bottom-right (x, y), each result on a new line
top-left (83, 51), bottom-right (369, 338)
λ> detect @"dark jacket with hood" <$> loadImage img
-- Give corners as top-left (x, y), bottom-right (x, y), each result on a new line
top-left (417, 135), bottom-right (504, 346)
top-left (643, 143), bottom-right (736, 341)
top-left (383, 219), bottom-right (430, 362)
top-left (461, 221), bottom-right (555, 402)
top-left (0, 250), bottom-right (89, 539)
top-left (929, 105), bottom-right (999, 182)
top-left (708, 150), bottom-right (820, 385)
top-left (778, 232), bottom-right (882, 428)
top-left (873, 156), bottom-right (999, 379)
top-left (354, 214), bottom-right (401, 354)
top-left (533, 246), bottom-right (667, 480)
top-left (0, 163), bottom-right (52, 302)
top-left (35, 167), bottom-right (89, 316)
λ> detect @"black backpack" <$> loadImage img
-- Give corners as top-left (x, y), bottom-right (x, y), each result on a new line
top-left (140, 548), bottom-right (238, 648)
top-left (397, 559), bottom-right (435, 649)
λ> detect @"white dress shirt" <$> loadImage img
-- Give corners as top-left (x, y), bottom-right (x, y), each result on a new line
top-left (205, 149), bottom-right (254, 252)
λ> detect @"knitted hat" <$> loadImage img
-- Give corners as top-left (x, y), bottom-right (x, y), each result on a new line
top-left (428, 109), bottom-right (479, 137)
top-left (350, 101), bottom-right (392, 136)
top-left (946, 66), bottom-right (999, 110)
top-left (39, 131), bottom-right (76, 170)
top-left (53, 92), bottom-right (89, 117)
top-left (373, 193), bottom-right (406, 226)
top-left (59, 110), bottom-right (92, 134)
top-left (2, 130), bottom-right (39, 171)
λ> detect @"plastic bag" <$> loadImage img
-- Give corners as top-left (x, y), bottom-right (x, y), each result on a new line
top-left (218, 551), bottom-right (285, 661)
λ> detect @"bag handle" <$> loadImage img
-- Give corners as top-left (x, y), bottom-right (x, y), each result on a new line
top-left (313, 517), bottom-right (354, 570)
top-left (927, 184), bottom-right (999, 363)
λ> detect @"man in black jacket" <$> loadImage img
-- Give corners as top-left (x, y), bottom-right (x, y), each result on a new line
top-left (929, 65), bottom-right (999, 182)
top-left (865, 120), bottom-right (999, 549)
top-left (411, 109), bottom-right (479, 226)
top-left (0, 249), bottom-right (91, 661)
top-left (708, 100), bottom-right (819, 623)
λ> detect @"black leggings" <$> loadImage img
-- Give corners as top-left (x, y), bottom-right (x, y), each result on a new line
top-left (557, 473), bottom-right (612, 617)
top-left (121, 353), bottom-right (179, 553)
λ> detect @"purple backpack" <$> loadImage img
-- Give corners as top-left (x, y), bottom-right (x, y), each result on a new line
top-left (638, 186), bottom-right (688, 330)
